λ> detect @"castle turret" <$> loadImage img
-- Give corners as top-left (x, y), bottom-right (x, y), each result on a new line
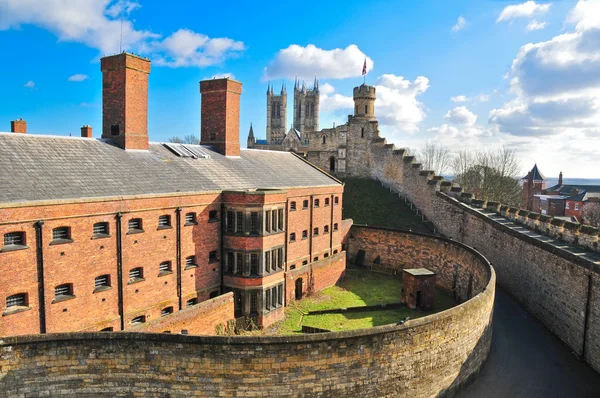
top-left (353, 84), bottom-right (376, 119)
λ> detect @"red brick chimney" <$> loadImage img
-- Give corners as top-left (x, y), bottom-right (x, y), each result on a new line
top-left (10, 119), bottom-right (27, 134)
top-left (200, 78), bottom-right (242, 157)
top-left (81, 125), bottom-right (93, 138)
top-left (100, 53), bottom-right (151, 150)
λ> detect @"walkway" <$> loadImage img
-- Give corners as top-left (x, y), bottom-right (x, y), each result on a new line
top-left (459, 288), bottom-right (600, 398)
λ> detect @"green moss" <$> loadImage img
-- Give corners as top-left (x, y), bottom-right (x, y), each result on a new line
top-left (341, 178), bottom-right (432, 233)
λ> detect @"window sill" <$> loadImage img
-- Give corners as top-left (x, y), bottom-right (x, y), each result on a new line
top-left (158, 270), bottom-right (173, 277)
top-left (301, 237), bottom-right (308, 240)
top-left (52, 294), bottom-right (76, 304)
top-left (126, 229), bottom-right (145, 235)
top-left (157, 225), bottom-right (173, 230)
top-left (0, 245), bottom-right (29, 253)
top-left (289, 240), bottom-right (296, 244)
top-left (128, 277), bottom-right (145, 285)
top-left (49, 238), bottom-right (73, 246)
top-left (184, 222), bottom-right (197, 227)
top-left (289, 209), bottom-right (296, 212)
top-left (93, 286), bottom-right (112, 293)
top-left (91, 234), bottom-right (111, 240)
top-left (184, 264), bottom-right (198, 270)
top-left (302, 207), bottom-right (308, 211)
top-left (2, 306), bottom-right (31, 316)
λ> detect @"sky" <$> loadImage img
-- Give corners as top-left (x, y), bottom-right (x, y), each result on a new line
top-left (0, 0), bottom-right (599, 178)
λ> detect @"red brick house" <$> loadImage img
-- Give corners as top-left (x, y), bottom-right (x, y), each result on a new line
top-left (0, 53), bottom-right (346, 336)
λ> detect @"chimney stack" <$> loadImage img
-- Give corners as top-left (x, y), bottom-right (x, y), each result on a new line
top-left (81, 125), bottom-right (93, 138)
top-left (558, 171), bottom-right (563, 186)
top-left (101, 53), bottom-right (150, 150)
top-left (10, 118), bottom-right (27, 134)
top-left (200, 78), bottom-right (242, 157)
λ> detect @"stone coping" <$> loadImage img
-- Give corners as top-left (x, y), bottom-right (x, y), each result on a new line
top-left (0, 228), bottom-right (494, 346)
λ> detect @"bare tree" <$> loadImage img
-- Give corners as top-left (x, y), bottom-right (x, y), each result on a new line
top-left (583, 202), bottom-right (600, 227)
top-left (168, 135), bottom-right (200, 145)
top-left (451, 147), bottom-right (522, 206)
top-left (419, 142), bottom-right (452, 176)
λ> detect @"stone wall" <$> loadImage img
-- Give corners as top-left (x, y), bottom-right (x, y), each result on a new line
top-left (128, 292), bottom-right (234, 336)
top-left (363, 139), bottom-right (600, 373)
top-left (0, 231), bottom-right (494, 398)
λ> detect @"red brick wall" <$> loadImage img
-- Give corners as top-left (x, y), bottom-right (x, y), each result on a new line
top-left (200, 79), bottom-right (241, 156)
top-left (101, 53), bottom-right (150, 150)
top-left (10, 119), bottom-right (26, 134)
top-left (129, 292), bottom-right (234, 335)
top-left (565, 200), bottom-right (583, 219)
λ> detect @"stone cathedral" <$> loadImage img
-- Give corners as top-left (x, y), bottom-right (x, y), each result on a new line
top-left (247, 79), bottom-right (379, 177)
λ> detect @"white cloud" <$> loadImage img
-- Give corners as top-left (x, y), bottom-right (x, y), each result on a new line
top-left (476, 94), bottom-right (491, 102)
top-left (451, 95), bottom-right (469, 103)
top-left (0, 1), bottom-right (244, 68)
top-left (452, 16), bottom-right (466, 32)
top-left (263, 44), bottom-right (373, 80)
top-left (68, 74), bottom-right (88, 82)
top-left (497, 1), bottom-right (551, 22)
top-left (428, 123), bottom-right (487, 138)
top-left (526, 20), bottom-right (547, 31)
top-left (320, 82), bottom-right (335, 95)
top-left (320, 74), bottom-right (429, 133)
top-left (489, 0), bottom-right (600, 176)
top-left (444, 106), bottom-right (478, 125)
top-left (23, 80), bottom-right (35, 88)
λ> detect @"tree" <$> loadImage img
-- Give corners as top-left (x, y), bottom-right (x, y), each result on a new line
top-left (168, 135), bottom-right (200, 145)
top-left (452, 148), bottom-right (522, 206)
top-left (419, 142), bottom-right (452, 176)
top-left (582, 202), bottom-right (600, 227)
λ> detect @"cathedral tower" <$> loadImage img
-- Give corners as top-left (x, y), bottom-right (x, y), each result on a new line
top-left (266, 82), bottom-right (287, 144)
top-left (293, 77), bottom-right (320, 142)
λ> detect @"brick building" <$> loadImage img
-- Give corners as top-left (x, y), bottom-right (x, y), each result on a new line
top-left (0, 52), bottom-right (345, 336)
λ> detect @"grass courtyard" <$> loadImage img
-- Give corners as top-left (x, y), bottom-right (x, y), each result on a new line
top-left (259, 267), bottom-right (456, 335)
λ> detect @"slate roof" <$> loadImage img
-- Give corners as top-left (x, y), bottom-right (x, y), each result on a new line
top-left (0, 133), bottom-right (340, 204)
top-left (522, 164), bottom-right (546, 181)
top-left (546, 184), bottom-right (600, 196)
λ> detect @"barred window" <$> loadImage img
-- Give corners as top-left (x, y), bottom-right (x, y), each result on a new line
top-left (290, 201), bottom-right (296, 211)
top-left (4, 232), bottom-right (25, 247)
top-left (324, 225), bottom-right (329, 234)
top-left (289, 232), bottom-right (296, 242)
top-left (93, 222), bottom-right (109, 236)
top-left (314, 199), bottom-right (320, 207)
top-left (131, 315), bottom-right (146, 325)
top-left (325, 198), bottom-right (330, 206)
top-left (302, 230), bottom-right (308, 239)
top-left (185, 256), bottom-right (196, 268)
top-left (158, 215), bottom-right (171, 227)
top-left (236, 211), bottom-right (244, 233)
top-left (302, 200), bottom-right (309, 209)
top-left (128, 218), bottom-right (143, 231)
top-left (186, 297), bottom-right (198, 307)
top-left (94, 275), bottom-right (110, 288)
top-left (161, 307), bottom-right (173, 316)
top-left (52, 227), bottom-right (70, 241)
top-left (55, 283), bottom-right (73, 298)
top-left (250, 212), bottom-right (259, 234)
top-left (313, 227), bottom-right (319, 236)
top-left (6, 293), bottom-right (27, 308)
top-left (226, 211), bottom-right (235, 232)
top-left (302, 260), bottom-right (308, 266)
top-left (334, 196), bottom-right (339, 205)
top-left (250, 253), bottom-right (259, 275)
top-left (185, 212), bottom-right (196, 225)
top-left (129, 267), bottom-right (143, 281)
top-left (159, 261), bottom-right (172, 273)
top-left (333, 223), bottom-right (339, 231)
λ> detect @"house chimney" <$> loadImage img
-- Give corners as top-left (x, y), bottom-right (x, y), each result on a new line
top-left (200, 78), bottom-right (242, 156)
top-left (571, 188), bottom-right (578, 196)
top-left (558, 171), bottom-right (563, 186)
top-left (10, 118), bottom-right (27, 133)
top-left (101, 53), bottom-right (150, 150)
top-left (81, 125), bottom-right (93, 138)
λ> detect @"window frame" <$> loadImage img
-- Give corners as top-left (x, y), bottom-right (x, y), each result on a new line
top-left (302, 200), bottom-right (309, 209)
top-left (157, 215), bottom-right (172, 229)
top-left (127, 218), bottom-right (144, 234)
top-left (50, 226), bottom-right (72, 245)
top-left (128, 267), bottom-right (145, 284)
top-left (314, 199), bottom-right (320, 208)
top-left (290, 201), bottom-right (296, 211)
top-left (94, 274), bottom-right (111, 292)
top-left (184, 212), bottom-right (197, 226)
top-left (161, 306), bottom-right (174, 317)
top-left (159, 261), bottom-right (173, 276)
top-left (131, 315), bottom-right (146, 325)
top-left (289, 232), bottom-right (296, 243)
top-left (186, 297), bottom-right (198, 307)
top-left (302, 230), bottom-right (308, 240)
top-left (208, 210), bottom-right (219, 223)
top-left (53, 283), bottom-right (75, 302)
top-left (92, 222), bottom-right (110, 239)
top-left (6, 293), bottom-right (28, 311)
top-left (209, 250), bottom-right (218, 264)
top-left (185, 255), bottom-right (197, 269)
top-left (2, 231), bottom-right (27, 252)
top-left (324, 198), bottom-right (330, 206)
top-left (333, 223), bottom-right (339, 232)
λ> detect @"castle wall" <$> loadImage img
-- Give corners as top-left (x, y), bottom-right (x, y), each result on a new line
top-left (364, 142), bottom-right (600, 373)
top-left (0, 230), bottom-right (494, 397)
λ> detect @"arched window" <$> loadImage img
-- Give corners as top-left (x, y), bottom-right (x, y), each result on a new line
top-left (311, 103), bottom-right (315, 117)
top-left (355, 105), bottom-right (358, 114)
top-left (271, 106), bottom-right (275, 118)
top-left (277, 103), bottom-right (281, 118)
top-left (361, 127), bottom-right (365, 138)
top-left (297, 104), bottom-right (301, 118)
top-left (305, 103), bottom-right (310, 117)
top-left (365, 104), bottom-right (368, 114)
top-left (322, 135), bottom-right (326, 144)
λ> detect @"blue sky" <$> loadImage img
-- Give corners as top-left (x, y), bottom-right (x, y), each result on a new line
top-left (1, 0), bottom-right (598, 178)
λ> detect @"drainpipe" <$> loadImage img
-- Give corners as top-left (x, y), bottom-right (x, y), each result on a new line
top-left (176, 208), bottom-right (182, 310)
top-left (115, 213), bottom-right (125, 331)
top-left (329, 194), bottom-right (334, 253)
top-left (34, 220), bottom-right (46, 334)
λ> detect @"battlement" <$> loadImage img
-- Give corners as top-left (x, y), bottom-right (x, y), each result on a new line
top-left (353, 84), bottom-right (376, 99)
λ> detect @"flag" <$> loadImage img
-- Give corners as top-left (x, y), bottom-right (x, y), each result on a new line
top-left (362, 58), bottom-right (367, 75)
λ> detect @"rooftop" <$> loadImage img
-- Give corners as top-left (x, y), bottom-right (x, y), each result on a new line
top-left (404, 268), bottom-right (436, 276)
top-left (0, 133), bottom-right (340, 205)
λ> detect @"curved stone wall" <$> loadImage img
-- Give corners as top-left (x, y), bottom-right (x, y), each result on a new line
top-left (0, 229), bottom-right (495, 398)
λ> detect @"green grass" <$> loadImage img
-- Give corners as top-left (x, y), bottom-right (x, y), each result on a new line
top-left (261, 268), bottom-right (456, 335)
top-left (341, 178), bottom-right (433, 233)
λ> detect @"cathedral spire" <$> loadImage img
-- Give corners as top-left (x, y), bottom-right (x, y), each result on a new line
top-left (281, 81), bottom-right (286, 95)
top-left (248, 123), bottom-right (254, 139)
top-left (294, 76), bottom-right (298, 91)
top-left (267, 81), bottom-right (271, 96)
top-left (314, 75), bottom-right (319, 93)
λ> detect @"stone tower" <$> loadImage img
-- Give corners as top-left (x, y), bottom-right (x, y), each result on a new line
top-left (522, 164), bottom-right (546, 211)
top-left (293, 77), bottom-right (320, 142)
top-left (353, 84), bottom-right (376, 119)
top-left (101, 52), bottom-right (151, 150)
top-left (266, 82), bottom-right (287, 145)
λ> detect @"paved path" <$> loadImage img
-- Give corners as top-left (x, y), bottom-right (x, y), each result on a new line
top-left (459, 288), bottom-right (600, 398)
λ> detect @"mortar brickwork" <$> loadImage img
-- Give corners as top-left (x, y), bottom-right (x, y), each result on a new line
top-left (0, 229), bottom-right (494, 397)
